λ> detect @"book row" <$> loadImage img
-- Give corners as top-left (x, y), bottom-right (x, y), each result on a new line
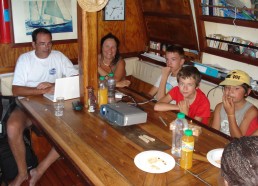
top-left (207, 34), bottom-right (258, 58)
top-left (201, 0), bottom-right (258, 21)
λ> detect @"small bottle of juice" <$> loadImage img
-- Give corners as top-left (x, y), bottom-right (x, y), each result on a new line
top-left (180, 129), bottom-right (194, 169)
top-left (98, 76), bottom-right (108, 107)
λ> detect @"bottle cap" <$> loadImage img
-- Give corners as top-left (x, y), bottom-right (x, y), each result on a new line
top-left (108, 73), bottom-right (114, 77)
top-left (184, 129), bottom-right (193, 136)
top-left (177, 112), bottom-right (185, 119)
top-left (99, 76), bottom-right (105, 80)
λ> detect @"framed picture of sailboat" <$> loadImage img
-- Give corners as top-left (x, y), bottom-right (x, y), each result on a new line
top-left (9, 0), bottom-right (77, 44)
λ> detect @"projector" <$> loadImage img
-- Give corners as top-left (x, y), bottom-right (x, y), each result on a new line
top-left (100, 102), bottom-right (147, 126)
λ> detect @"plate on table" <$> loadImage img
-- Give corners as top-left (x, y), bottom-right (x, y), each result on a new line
top-left (134, 150), bottom-right (175, 173)
top-left (207, 148), bottom-right (224, 168)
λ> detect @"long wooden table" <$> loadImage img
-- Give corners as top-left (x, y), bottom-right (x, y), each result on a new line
top-left (19, 88), bottom-right (231, 186)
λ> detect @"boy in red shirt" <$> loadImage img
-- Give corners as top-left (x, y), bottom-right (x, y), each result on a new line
top-left (154, 66), bottom-right (210, 125)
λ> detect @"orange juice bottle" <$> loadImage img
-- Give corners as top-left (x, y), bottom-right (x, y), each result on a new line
top-left (180, 129), bottom-right (194, 169)
top-left (98, 76), bottom-right (108, 107)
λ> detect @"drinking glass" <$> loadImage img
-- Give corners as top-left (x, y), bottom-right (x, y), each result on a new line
top-left (54, 97), bottom-right (64, 116)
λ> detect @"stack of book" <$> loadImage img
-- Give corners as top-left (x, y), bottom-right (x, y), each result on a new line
top-left (201, 0), bottom-right (257, 21)
top-left (206, 34), bottom-right (258, 58)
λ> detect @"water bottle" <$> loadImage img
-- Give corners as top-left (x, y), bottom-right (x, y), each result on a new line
top-left (98, 76), bottom-right (108, 107)
top-left (180, 129), bottom-right (194, 169)
top-left (107, 73), bottom-right (116, 103)
top-left (171, 112), bottom-right (188, 157)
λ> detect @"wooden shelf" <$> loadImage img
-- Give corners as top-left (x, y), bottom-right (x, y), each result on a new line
top-left (194, 0), bottom-right (258, 70)
top-left (200, 15), bottom-right (258, 28)
top-left (203, 47), bottom-right (258, 67)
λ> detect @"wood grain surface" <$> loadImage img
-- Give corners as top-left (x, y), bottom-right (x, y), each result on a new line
top-left (19, 88), bottom-right (230, 186)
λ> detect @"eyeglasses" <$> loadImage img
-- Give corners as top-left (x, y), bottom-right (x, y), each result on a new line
top-left (36, 42), bottom-right (53, 47)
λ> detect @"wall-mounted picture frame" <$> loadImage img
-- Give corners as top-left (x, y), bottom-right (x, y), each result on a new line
top-left (9, 0), bottom-right (77, 45)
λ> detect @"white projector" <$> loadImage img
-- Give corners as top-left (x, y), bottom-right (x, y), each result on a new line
top-left (100, 102), bottom-right (147, 126)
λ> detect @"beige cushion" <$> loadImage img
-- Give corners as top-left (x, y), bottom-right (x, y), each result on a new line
top-left (125, 57), bottom-right (162, 85)
top-left (0, 73), bottom-right (14, 96)
top-left (124, 57), bottom-right (138, 76)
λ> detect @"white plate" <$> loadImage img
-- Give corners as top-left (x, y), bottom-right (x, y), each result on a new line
top-left (207, 148), bottom-right (224, 168)
top-left (134, 150), bottom-right (175, 173)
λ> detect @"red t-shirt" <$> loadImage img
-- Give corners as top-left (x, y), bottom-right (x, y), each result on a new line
top-left (168, 86), bottom-right (211, 125)
top-left (246, 117), bottom-right (258, 136)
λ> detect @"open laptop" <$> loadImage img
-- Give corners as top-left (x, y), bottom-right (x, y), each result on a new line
top-left (43, 76), bottom-right (80, 102)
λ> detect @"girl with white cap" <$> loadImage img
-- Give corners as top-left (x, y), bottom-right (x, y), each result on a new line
top-left (211, 70), bottom-right (258, 137)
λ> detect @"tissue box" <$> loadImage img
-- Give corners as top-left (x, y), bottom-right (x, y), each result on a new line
top-left (188, 124), bottom-right (202, 136)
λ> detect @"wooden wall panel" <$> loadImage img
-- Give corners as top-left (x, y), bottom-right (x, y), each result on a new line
top-left (0, 43), bottom-right (78, 74)
top-left (140, 0), bottom-right (198, 51)
top-left (0, 44), bottom-right (31, 73)
top-left (97, 0), bottom-right (147, 53)
top-left (141, 0), bottom-right (191, 15)
top-left (0, 0), bottom-right (147, 74)
top-left (145, 16), bottom-right (197, 49)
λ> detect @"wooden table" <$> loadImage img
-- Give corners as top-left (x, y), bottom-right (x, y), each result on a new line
top-left (19, 88), bottom-right (231, 186)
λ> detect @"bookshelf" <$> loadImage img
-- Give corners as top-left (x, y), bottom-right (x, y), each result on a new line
top-left (194, 0), bottom-right (258, 66)
top-left (147, 41), bottom-right (200, 63)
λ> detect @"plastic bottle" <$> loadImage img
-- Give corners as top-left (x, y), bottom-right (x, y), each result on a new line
top-left (107, 73), bottom-right (116, 103)
top-left (180, 129), bottom-right (194, 169)
top-left (98, 76), bottom-right (108, 107)
top-left (171, 112), bottom-right (188, 157)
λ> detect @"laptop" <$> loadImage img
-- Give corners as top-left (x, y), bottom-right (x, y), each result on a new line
top-left (43, 76), bottom-right (80, 102)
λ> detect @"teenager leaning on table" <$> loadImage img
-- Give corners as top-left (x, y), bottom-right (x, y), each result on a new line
top-left (154, 66), bottom-right (211, 125)
top-left (211, 70), bottom-right (258, 138)
top-left (148, 44), bottom-right (185, 101)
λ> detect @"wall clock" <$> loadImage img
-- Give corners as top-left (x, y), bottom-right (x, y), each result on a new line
top-left (104, 0), bottom-right (125, 21)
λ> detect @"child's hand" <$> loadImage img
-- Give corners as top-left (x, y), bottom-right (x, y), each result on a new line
top-left (162, 67), bottom-right (171, 77)
top-left (222, 94), bottom-right (235, 116)
top-left (178, 100), bottom-right (189, 115)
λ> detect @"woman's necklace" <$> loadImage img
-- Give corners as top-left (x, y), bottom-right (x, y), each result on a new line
top-left (101, 58), bottom-right (113, 74)
top-left (102, 60), bottom-right (111, 67)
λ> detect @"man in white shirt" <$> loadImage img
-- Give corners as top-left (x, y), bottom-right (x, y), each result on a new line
top-left (8, 28), bottom-right (78, 186)
top-left (148, 45), bottom-right (185, 101)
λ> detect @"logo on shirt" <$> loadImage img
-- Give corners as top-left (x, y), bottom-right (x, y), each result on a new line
top-left (166, 83), bottom-right (173, 93)
top-left (49, 68), bottom-right (56, 75)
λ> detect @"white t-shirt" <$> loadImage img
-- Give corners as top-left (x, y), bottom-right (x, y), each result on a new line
top-left (13, 50), bottom-right (78, 87)
top-left (154, 73), bottom-right (178, 103)
top-left (154, 73), bottom-right (178, 93)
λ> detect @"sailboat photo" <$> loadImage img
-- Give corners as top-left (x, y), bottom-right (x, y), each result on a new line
top-left (25, 0), bottom-right (73, 32)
